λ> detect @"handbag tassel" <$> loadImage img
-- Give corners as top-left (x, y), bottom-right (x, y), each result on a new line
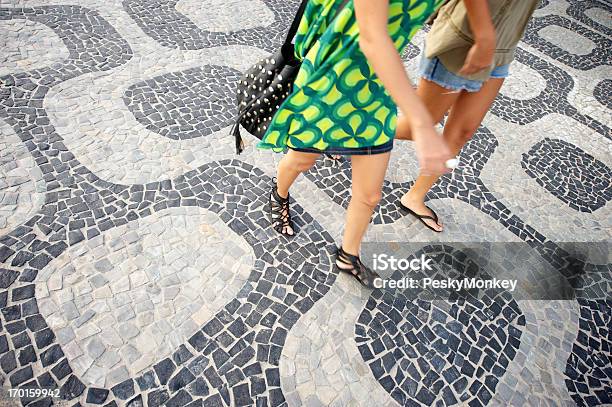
top-left (231, 97), bottom-right (259, 155)
top-left (232, 121), bottom-right (244, 155)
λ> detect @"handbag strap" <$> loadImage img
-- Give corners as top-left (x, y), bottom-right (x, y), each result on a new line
top-left (283, 0), bottom-right (309, 47)
top-left (283, 0), bottom-right (351, 47)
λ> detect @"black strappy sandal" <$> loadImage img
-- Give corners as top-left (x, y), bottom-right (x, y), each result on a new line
top-left (398, 201), bottom-right (443, 233)
top-left (269, 181), bottom-right (295, 236)
top-left (325, 154), bottom-right (342, 162)
top-left (334, 247), bottom-right (380, 289)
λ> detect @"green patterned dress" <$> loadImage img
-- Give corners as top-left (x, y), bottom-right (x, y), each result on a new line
top-left (257, 0), bottom-right (445, 155)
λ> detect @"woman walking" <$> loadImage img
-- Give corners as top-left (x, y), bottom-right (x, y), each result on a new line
top-left (396, 0), bottom-right (539, 232)
top-left (258, 0), bottom-right (452, 288)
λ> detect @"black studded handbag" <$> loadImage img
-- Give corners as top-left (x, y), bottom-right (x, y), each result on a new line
top-left (232, 0), bottom-right (349, 154)
top-left (232, 0), bottom-right (309, 154)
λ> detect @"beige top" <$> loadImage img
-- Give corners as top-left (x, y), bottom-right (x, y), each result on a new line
top-left (425, 0), bottom-right (539, 81)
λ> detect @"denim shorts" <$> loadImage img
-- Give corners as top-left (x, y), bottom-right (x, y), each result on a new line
top-left (419, 52), bottom-right (510, 93)
top-left (290, 139), bottom-right (393, 155)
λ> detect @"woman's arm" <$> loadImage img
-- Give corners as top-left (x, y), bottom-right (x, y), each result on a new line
top-left (459, 0), bottom-right (496, 75)
top-left (354, 0), bottom-right (450, 176)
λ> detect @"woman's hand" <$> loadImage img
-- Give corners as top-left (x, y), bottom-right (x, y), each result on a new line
top-left (459, 0), bottom-right (496, 76)
top-left (458, 37), bottom-right (495, 76)
top-left (412, 124), bottom-right (453, 177)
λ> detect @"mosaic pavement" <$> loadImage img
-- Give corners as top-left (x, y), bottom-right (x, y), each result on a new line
top-left (0, 0), bottom-right (610, 406)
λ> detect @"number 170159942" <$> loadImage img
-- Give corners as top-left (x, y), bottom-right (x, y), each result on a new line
top-left (8, 388), bottom-right (60, 398)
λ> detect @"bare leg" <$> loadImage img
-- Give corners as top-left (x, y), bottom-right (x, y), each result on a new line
top-left (395, 78), bottom-right (460, 141)
top-left (276, 150), bottom-right (319, 197)
top-left (273, 150), bottom-right (319, 235)
top-left (341, 152), bottom-right (391, 256)
top-left (401, 78), bottom-right (505, 231)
